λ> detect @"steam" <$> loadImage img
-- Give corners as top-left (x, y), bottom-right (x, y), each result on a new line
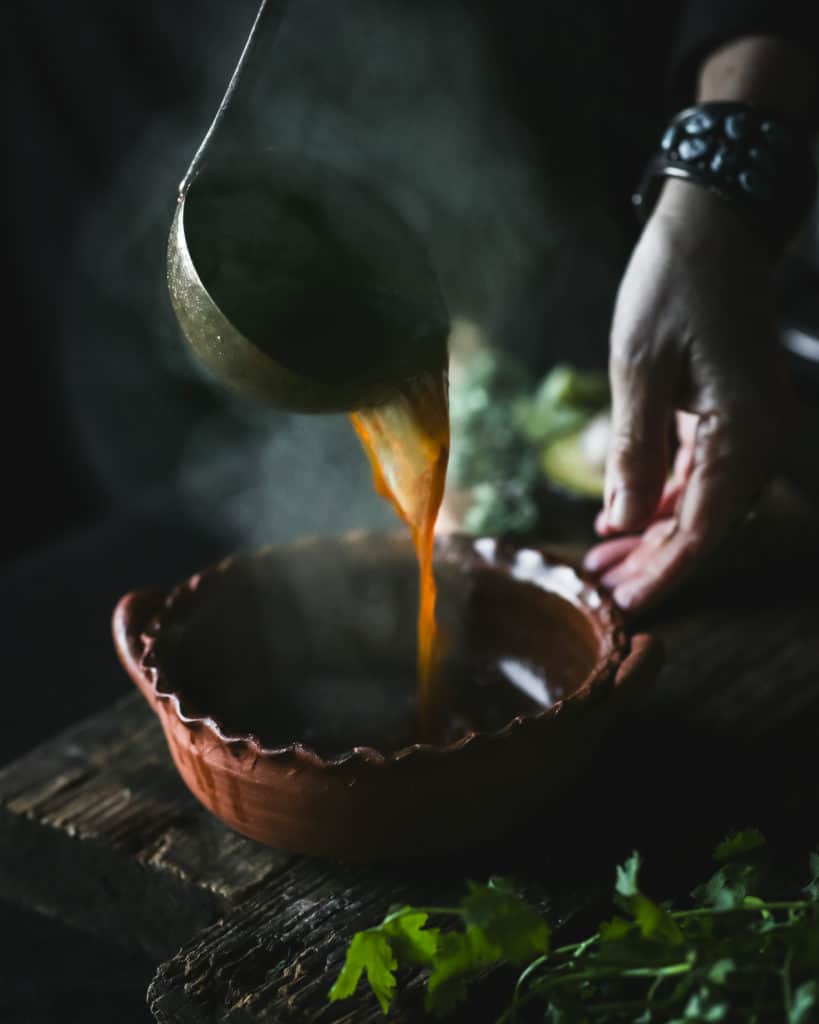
top-left (66, 0), bottom-right (627, 549)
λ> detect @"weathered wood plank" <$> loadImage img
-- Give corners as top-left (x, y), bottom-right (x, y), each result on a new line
top-left (148, 862), bottom-right (422, 1024)
top-left (0, 694), bottom-right (293, 957)
top-left (2, 494), bottom-right (817, 1020)
top-left (146, 857), bottom-right (593, 1024)
top-left (146, 502), bottom-right (819, 1022)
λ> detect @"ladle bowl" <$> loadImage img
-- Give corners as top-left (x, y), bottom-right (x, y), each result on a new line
top-left (113, 532), bottom-right (660, 860)
top-left (168, 158), bottom-right (449, 412)
top-left (167, 0), bottom-right (449, 412)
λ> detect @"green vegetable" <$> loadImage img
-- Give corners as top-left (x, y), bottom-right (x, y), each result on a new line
top-left (515, 398), bottom-right (590, 447)
top-left (536, 363), bottom-right (610, 409)
top-left (447, 353), bottom-right (610, 531)
top-left (540, 430), bottom-right (605, 499)
top-left (448, 349), bottom-right (540, 532)
top-left (515, 364), bottom-right (609, 446)
top-left (329, 831), bottom-right (819, 1021)
top-left (462, 480), bottom-right (539, 535)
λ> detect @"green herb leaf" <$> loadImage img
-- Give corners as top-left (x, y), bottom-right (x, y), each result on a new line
top-left (631, 894), bottom-right (685, 947)
top-left (741, 895), bottom-right (767, 910)
top-left (328, 930), bottom-right (397, 1014)
top-left (692, 861), bottom-right (762, 910)
top-left (682, 986), bottom-right (729, 1020)
top-left (616, 851), bottom-right (642, 899)
top-left (804, 852), bottom-right (819, 902)
top-left (599, 915), bottom-right (633, 944)
top-left (713, 828), bottom-right (766, 863)
top-left (425, 926), bottom-right (500, 1017)
top-left (329, 830), bottom-right (818, 1022)
top-left (382, 909), bottom-right (439, 967)
top-left (707, 958), bottom-right (735, 985)
top-left (790, 980), bottom-right (818, 1024)
top-left (612, 852), bottom-right (683, 947)
top-left (461, 879), bottom-right (550, 964)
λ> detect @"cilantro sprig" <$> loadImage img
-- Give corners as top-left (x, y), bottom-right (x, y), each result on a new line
top-left (328, 829), bottom-right (819, 1022)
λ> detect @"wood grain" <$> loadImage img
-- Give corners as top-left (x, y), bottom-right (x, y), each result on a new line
top-left (1, 496), bottom-right (817, 1021)
top-left (0, 695), bottom-right (292, 958)
top-left (146, 501), bottom-right (819, 1022)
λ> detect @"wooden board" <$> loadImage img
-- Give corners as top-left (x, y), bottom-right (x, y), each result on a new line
top-left (0, 693), bottom-right (596, 1022)
top-left (148, 499), bottom-right (819, 1022)
top-left (2, 494), bottom-right (818, 1021)
top-left (0, 694), bottom-right (293, 958)
top-left (146, 860), bottom-right (579, 1024)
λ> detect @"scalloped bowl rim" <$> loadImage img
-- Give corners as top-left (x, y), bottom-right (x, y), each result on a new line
top-left (123, 531), bottom-right (631, 770)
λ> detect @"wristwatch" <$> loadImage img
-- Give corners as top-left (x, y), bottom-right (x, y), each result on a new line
top-left (633, 102), bottom-right (817, 250)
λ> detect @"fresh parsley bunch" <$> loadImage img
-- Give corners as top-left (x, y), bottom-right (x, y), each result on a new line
top-left (329, 829), bottom-right (819, 1022)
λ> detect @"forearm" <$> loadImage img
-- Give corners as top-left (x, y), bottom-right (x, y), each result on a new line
top-left (696, 35), bottom-right (819, 124)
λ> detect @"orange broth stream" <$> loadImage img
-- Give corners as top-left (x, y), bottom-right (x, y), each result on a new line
top-left (349, 370), bottom-right (450, 737)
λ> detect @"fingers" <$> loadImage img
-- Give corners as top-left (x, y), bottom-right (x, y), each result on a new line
top-left (599, 346), bottom-right (678, 536)
top-left (675, 410), bottom-right (698, 451)
top-left (594, 414), bottom-right (765, 612)
top-left (655, 412), bottom-right (697, 517)
top-left (587, 412), bottom-right (694, 586)
top-left (595, 414), bottom-right (692, 535)
top-left (583, 535), bottom-right (641, 575)
top-left (595, 518), bottom-right (678, 596)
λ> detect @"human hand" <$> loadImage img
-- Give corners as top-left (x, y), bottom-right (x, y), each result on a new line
top-left (583, 178), bottom-right (798, 612)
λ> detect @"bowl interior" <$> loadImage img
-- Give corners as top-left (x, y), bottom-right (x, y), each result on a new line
top-left (150, 536), bottom-right (611, 758)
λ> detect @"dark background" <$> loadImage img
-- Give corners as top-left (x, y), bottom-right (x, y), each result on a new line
top-left (6, 5), bottom-right (256, 1019)
top-left (3, 2), bottom-right (818, 1021)
top-left (3, 0), bottom-right (690, 566)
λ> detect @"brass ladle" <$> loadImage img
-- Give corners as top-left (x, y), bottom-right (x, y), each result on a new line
top-left (167, 0), bottom-right (449, 413)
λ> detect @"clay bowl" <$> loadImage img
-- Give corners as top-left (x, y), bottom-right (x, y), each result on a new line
top-left (112, 532), bottom-right (660, 861)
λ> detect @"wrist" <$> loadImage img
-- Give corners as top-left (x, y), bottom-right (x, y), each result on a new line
top-left (632, 102), bottom-right (816, 255)
top-left (654, 176), bottom-right (748, 230)
top-left (652, 178), bottom-right (771, 263)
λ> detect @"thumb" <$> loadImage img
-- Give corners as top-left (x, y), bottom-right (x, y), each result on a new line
top-left (602, 347), bottom-right (674, 533)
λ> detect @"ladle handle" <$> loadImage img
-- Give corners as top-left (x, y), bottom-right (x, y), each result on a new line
top-left (180, 0), bottom-right (290, 196)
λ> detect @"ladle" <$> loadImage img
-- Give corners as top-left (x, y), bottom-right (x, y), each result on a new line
top-left (167, 0), bottom-right (449, 412)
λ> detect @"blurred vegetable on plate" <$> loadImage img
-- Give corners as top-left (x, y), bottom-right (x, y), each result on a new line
top-left (445, 352), bottom-right (610, 534)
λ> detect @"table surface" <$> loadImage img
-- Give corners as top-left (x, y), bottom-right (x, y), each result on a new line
top-left (2, 489), bottom-right (818, 1023)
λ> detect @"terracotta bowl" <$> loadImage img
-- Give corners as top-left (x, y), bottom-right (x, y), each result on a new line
top-left (112, 532), bottom-right (660, 860)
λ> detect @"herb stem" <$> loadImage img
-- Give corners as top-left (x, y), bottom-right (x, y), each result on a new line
top-left (503, 954), bottom-right (550, 1023)
top-left (554, 935), bottom-right (599, 957)
top-left (513, 954), bottom-right (549, 998)
top-left (586, 998), bottom-right (655, 1012)
top-left (536, 962), bottom-right (693, 991)
top-left (671, 900), bottom-right (808, 920)
top-left (543, 899), bottom-right (809, 960)
top-left (331, 833), bottom-right (819, 1023)
top-left (380, 905), bottom-right (462, 925)
top-left (782, 946), bottom-right (794, 1015)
